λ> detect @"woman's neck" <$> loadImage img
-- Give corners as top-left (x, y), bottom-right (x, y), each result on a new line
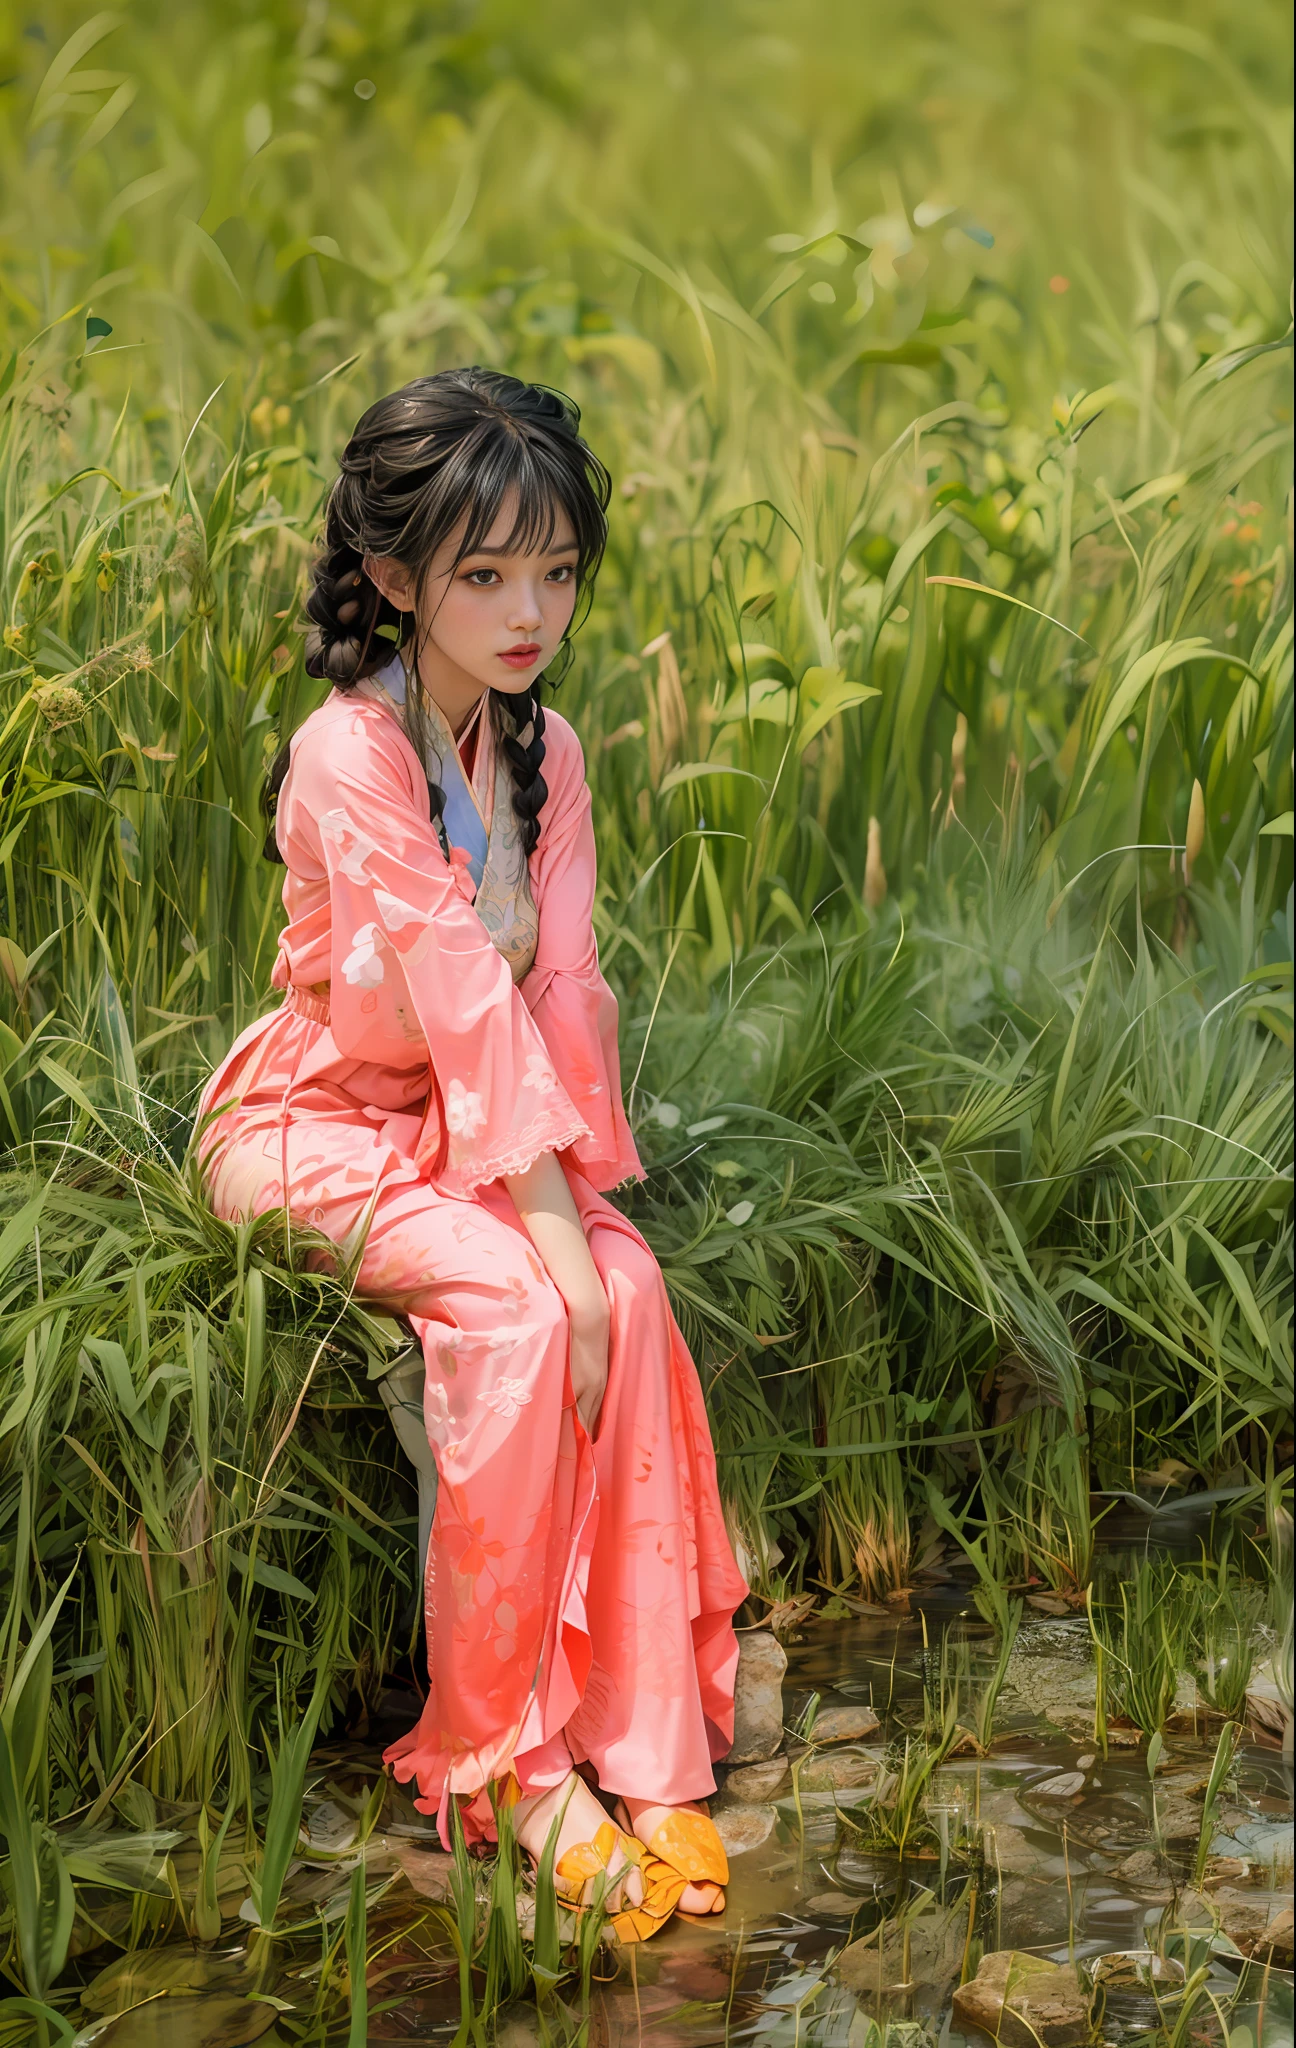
top-left (406, 642), bottom-right (489, 739)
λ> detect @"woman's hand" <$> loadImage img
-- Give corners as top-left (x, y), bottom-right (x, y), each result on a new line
top-left (503, 1151), bottom-right (609, 1433)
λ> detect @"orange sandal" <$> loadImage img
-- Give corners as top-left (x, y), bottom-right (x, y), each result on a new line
top-left (614, 1801), bottom-right (728, 1924)
top-left (555, 1820), bottom-right (658, 1943)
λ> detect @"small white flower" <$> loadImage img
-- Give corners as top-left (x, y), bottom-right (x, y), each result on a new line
top-left (445, 1078), bottom-right (486, 1139)
top-left (341, 923), bottom-right (384, 987)
top-left (477, 1376), bottom-right (531, 1419)
top-left (320, 809), bottom-right (379, 883)
top-left (726, 1200), bottom-right (755, 1226)
top-left (521, 1054), bottom-right (557, 1094)
top-left (374, 887), bottom-right (433, 933)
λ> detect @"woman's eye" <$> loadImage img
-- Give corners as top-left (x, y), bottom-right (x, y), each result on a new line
top-left (465, 569), bottom-right (499, 586)
top-left (546, 564), bottom-right (575, 583)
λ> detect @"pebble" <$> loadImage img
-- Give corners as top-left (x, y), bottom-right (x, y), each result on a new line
top-left (723, 1757), bottom-right (790, 1802)
top-left (809, 1704), bottom-right (880, 1744)
top-left (803, 1889), bottom-right (865, 1918)
top-left (713, 1803), bottom-right (777, 1856)
top-left (1035, 1771), bottom-right (1086, 1799)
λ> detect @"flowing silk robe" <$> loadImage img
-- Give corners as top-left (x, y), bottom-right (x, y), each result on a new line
top-left (198, 687), bottom-right (747, 1836)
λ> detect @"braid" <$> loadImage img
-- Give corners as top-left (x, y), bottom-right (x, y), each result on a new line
top-left (303, 506), bottom-right (407, 688)
top-left (493, 684), bottom-right (548, 857)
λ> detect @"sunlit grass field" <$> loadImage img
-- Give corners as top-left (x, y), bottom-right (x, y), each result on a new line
top-left (0, 0), bottom-right (1291, 2019)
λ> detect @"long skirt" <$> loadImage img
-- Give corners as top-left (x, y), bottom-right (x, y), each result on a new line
top-left (199, 991), bottom-right (748, 1839)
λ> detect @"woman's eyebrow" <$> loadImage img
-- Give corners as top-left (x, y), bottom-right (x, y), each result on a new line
top-left (465, 538), bottom-right (580, 557)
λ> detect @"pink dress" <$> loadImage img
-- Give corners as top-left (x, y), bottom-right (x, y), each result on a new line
top-left (197, 686), bottom-right (747, 1839)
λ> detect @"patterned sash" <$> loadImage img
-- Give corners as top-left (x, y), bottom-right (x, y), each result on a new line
top-left (356, 656), bottom-right (539, 985)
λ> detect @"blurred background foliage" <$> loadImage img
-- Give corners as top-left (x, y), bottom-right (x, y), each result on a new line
top-left (0, 0), bottom-right (1292, 1934)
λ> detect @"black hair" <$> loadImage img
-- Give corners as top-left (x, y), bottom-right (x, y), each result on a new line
top-left (262, 367), bottom-right (611, 862)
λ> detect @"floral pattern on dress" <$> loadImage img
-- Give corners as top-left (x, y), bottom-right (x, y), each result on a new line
top-left (478, 1376), bottom-right (531, 1419)
top-left (197, 698), bottom-right (745, 1847)
top-left (445, 1079), bottom-right (487, 1140)
top-left (341, 923), bottom-right (385, 987)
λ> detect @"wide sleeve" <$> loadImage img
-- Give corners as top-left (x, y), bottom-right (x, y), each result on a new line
top-left (521, 715), bottom-right (644, 1191)
top-left (289, 703), bottom-right (591, 1194)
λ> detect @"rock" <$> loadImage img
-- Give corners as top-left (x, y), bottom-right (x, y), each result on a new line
top-left (1035, 1772), bottom-right (1086, 1800)
top-left (724, 1757), bottom-right (791, 1802)
top-left (799, 1749), bottom-right (878, 1793)
top-left (1213, 1899), bottom-right (1295, 1963)
top-left (94, 1999), bottom-right (279, 2048)
top-left (1251, 1906), bottom-right (1294, 1966)
top-left (1155, 1795), bottom-right (1204, 1843)
top-left (803, 1888), bottom-right (865, 1918)
top-left (713, 1803), bottom-right (777, 1856)
top-left (985, 1824), bottom-right (1050, 1878)
top-left (952, 1951), bottom-right (1092, 2047)
top-left (395, 1843), bottom-right (455, 1899)
top-left (810, 1704), bottom-right (880, 1745)
top-left (728, 1630), bottom-right (787, 1763)
top-left (1110, 1848), bottom-right (1174, 1901)
top-left (838, 1904), bottom-right (966, 1998)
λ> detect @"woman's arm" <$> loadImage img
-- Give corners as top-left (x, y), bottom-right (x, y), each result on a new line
top-left (521, 713), bottom-right (643, 1191)
top-left (504, 1151), bottom-right (609, 1433)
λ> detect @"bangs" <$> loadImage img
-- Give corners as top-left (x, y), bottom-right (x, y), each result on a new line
top-left (391, 412), bottom-right (608, 592)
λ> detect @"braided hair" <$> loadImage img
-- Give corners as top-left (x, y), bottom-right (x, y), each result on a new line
top-left (263, 368), bottom-right (610, 862)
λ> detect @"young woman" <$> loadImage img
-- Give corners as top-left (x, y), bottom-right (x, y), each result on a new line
top-left (198, 368), bottom-right (748, 1939)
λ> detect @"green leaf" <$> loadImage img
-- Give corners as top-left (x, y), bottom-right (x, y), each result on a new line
top-left (795, 665), bottom-right (880, 752)
top-left (225, 1548), bottom-right (316, 1604)
top-left (658, 761), bottom-right (767, 796)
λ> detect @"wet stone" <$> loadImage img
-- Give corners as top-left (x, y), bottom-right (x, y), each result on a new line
top-left (723, 1757), bottom-right (791, 1802)
top-left (1197, 1896), bottom-right (1296, 1963)
top-left (810, 1703), bottom-right (880, 1744)
top-left (837, 1903), bottom-right (966, 1999)
top-left (394, 1843), bottom-right (455, 1899)
top-left (1155, 1794), bottom-right (1205, 1842)
top-left (1109, 1847), bottom-right (1175, 1901)
top-left (986, 1823), bottom-right (1051, 1877)
top-left (803, 1888), bottom-right (865, 1918)
top-left (728, 1630), bottom-right (788, 1763)
top-left (799, 1747), bottom-right (878, 1793)
top-left (93, 1996), bottom-right (280, 2048)
top-left (714, 1802), bottom-right (777, 1856)
top-left (953, 1950), bottom-right (1092, 2047)
top-left (1035, 1771), bottom-right (1086, 1800)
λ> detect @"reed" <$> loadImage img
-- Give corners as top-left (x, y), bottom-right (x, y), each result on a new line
top-left (0, 0), bottom-right (1291, 2016)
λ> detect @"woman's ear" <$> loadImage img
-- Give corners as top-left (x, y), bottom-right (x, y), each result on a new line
top-left (363, 553), bottom-right (416, 612)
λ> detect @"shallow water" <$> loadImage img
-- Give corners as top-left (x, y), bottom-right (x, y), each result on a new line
top-left (67, 1600), bottom-right (1294, 2046)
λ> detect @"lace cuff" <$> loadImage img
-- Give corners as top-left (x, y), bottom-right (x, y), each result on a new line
top-left (438, 1103), bottom-right (594, 1197)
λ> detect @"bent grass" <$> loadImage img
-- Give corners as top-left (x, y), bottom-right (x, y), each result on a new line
top-left (0, 0), bottom-right (1291, 2026)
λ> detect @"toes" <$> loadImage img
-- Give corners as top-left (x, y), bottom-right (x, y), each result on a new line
top-left (678, 1880), bottom-right (723, 1914)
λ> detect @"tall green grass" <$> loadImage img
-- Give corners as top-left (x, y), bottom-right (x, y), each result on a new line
top-left (0, 0), bottom-right (1291, 2012)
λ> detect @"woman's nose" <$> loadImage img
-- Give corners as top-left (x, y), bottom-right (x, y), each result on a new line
top-left (507, 584), bottom-right (544, 632)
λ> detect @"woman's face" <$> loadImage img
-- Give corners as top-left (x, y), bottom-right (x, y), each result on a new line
top-left (366, 491), bottom-right (580, 717)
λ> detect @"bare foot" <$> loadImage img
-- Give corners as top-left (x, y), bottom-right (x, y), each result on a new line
top-left (514, 1773), bottom-right (643, 1914)
top-left (620, 1797), bottom-right (726, 1915)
